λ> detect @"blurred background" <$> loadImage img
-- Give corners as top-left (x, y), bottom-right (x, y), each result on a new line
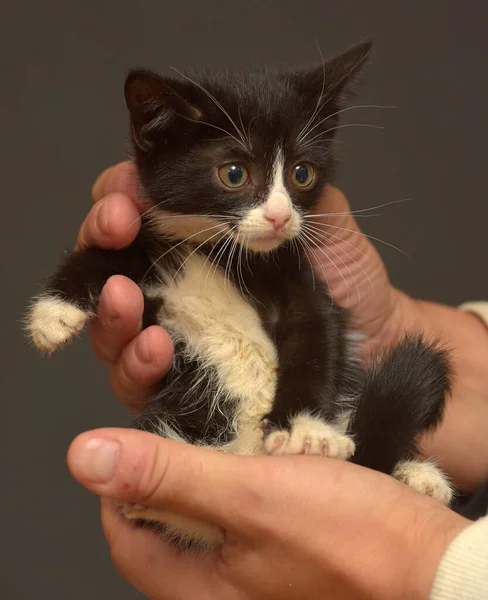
top-left (3, 1), bottom-right (487, 597)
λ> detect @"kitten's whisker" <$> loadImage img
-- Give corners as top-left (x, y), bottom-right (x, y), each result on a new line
top-left (303, 227), bottom-right (357, 306)
top-left (291, 238), bottom-right (301, 271)
top-left (238, 104), bottom-right (252, 150)
top-left (305, 225), bottom-right (367, 259)
top-left (170, 227), bottom-right (230, 283)
top-left (205, 231), bottom-right (235, 291)
top-left (297, 104), bottom-right (395, 145)
top-left (299, 123), bottom-right (384, 150)
top-left (182, 116), bottom-right (246, 149)
top-left (246, 114), bottom-right (260, 147)
top-left (296, 236), bottom-right (317, 291)
top-left (143, 222), bottom-right (231, 279)
top-left (224, 230), bottom-right (239, 295)
top-left (304, 224), bottom-right (377, 295)
top-left (136, 209), bottom-right (238, 233)
top-left (303, 220), bottom-right (410, 258)
top-left (170, 67), bottom-right (248, 148)
top-left (295, 42), bottom-right (327, 145)
top-left (306, 197), bottom-right (410, 219)
top-left (321, 233), bottom-right (375, 296)
top-left (237, 240), bottom-right (253, 300)
top-left (301, 229), bottom-right (353, 306)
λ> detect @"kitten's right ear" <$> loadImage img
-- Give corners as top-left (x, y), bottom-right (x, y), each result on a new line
top-left (125, 70), bottom-right (201, 151)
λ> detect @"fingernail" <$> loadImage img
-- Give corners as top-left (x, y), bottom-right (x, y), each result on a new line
top-left (77, 438), bottom-right (120, 483)
top-left (96, 201), bottom-right (110, 234)
top-left (134, 331), bottom-right (151, 363)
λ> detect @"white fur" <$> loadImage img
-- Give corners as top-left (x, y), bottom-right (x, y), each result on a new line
top-left (236, 151), bottom-right (302, 252)
top-left (26, 296), bottom-right (88, 353)
top-left (264, 412), bottom-right (355, 458)
top-left (151, 212), bottom-right (230, 245)
top-left (393, 459), bottom-right (453, 505)
top-left (154, 252), bottom-right (278, 455)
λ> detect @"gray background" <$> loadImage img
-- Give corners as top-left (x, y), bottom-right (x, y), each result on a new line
top-left (3, 1), bottom-right (487, 598)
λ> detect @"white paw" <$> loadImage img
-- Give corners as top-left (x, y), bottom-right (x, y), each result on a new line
top-left (393, 460), bottom-right (453, 505)
top-left (26, 296), bottom-right (88, 353)
top-left (263, 414), bottom-right (355, 459)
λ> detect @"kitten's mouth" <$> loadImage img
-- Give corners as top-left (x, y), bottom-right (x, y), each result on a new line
top-left (236, 229), bottom-right (295, 253)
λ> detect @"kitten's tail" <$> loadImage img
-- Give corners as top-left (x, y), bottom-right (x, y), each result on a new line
top-left (348, 334), bottom-right (451, 475)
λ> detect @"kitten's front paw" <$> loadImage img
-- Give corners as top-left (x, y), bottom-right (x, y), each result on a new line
top-left (262, 413), bottom-right (355, 459)
top-left (26, 296), bottom-right (88, 353)
top-left (393, 460), bottom-right (453, 505)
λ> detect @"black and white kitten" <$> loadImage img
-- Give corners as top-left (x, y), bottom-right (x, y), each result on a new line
top-left (27, 41), bottom-right (453, 550)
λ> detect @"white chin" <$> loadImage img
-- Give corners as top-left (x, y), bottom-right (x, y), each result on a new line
top-left (243, 236), bottom-right (287, 253)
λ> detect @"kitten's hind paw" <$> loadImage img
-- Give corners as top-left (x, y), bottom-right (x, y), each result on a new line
top-left (262, 413), bottom-right (355, 459)
top-left (116, 501), bottom-right (225, 552)
top-left (393, 460), bottom-right (453, 506)
top-left (26, 296), bottom-right (88, 353)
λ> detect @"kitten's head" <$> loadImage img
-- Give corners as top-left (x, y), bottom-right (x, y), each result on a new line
top-left (125, 41), bottom-right (372, 253)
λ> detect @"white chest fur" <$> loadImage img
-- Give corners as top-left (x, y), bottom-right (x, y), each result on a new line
top-left (149, 253), bottom-right (278, 454)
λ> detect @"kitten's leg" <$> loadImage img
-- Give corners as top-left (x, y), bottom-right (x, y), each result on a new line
top-left (26, 244), bottom-right (152, 353)
top-left (261, 288), bottom-right (355, 459)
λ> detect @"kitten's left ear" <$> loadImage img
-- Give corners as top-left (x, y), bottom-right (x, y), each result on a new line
top-left (125, 70), bottom-right (202, 151)
top-left (299, 40), bottom-right (373, 104)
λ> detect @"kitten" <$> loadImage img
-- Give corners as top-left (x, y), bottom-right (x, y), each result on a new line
top-left (26, 41), bottom-right (453, 551)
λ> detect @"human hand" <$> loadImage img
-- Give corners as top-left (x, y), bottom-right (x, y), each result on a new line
top-left (80, 161), bottom-right (488, 492)
top-left (67, 428), bottom-right (469, 600)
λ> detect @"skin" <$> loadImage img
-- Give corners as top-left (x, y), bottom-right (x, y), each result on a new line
top-left (67, 161), bottom-right (488, 598)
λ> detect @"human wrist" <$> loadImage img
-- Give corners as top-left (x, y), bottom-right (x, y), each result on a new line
top-left (393, 496), bottom-right (471, 600)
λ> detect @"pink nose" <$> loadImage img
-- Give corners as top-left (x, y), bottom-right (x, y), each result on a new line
top-left (264, 214), bottom-right (291, 231)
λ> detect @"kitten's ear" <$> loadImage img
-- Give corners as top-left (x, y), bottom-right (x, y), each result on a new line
top-left (125, 70), bottom-right (201, 151)
top-left (299, 40), bottom-right (373, 104)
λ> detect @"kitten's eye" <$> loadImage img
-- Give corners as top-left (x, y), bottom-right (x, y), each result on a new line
top-left (291, 163), bottom-right (314, 187)
top-left (218, 164), bottom-right (249, 188)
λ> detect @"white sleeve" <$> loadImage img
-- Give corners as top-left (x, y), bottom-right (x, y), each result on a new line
top-left (430, 516), bottom-right (488, 599)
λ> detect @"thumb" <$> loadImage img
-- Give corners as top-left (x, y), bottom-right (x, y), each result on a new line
top-left (67, 428), bottom-right (266, 530)
top-left (311, 186), bottom-right (404, 348)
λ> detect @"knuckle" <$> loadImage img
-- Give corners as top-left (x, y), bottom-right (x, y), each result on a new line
top-left (91, 165), bottom-right (114, 202)
top-left (112, 162), bottom-right (137, 196)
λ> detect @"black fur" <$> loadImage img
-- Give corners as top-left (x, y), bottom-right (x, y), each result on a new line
top-left (349, 335), bottom-right (451, 474)
top-left (31, 40), bottom-right (451, 485)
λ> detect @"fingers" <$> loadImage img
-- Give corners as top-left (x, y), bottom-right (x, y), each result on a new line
top-left (88, 275), bottom-right (173, 409)
top-left (89, 276), bottom-right (144, 365)
top-left (76, 192), bottom-right (141, 251)
top-left (109, 326), bottom-right (174, 410)
top-left (313, 186), bottom-right (400, 347)
top-left (100, 500), bottom-right (218, 599)
top-left (91, 161), bottom-right (141, 206)
top-left (68, 428), bottom-right (269, 531)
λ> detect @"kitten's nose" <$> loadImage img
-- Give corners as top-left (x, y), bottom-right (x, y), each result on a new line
top-left (264, 214), bottom-right (291, 231)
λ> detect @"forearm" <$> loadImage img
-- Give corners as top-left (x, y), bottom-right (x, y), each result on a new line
top-left (411, 300), bottom-right (488, 493)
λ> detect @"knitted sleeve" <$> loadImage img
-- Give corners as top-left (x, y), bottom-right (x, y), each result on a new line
top-left (429, 516), bottom-right (488, 599)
